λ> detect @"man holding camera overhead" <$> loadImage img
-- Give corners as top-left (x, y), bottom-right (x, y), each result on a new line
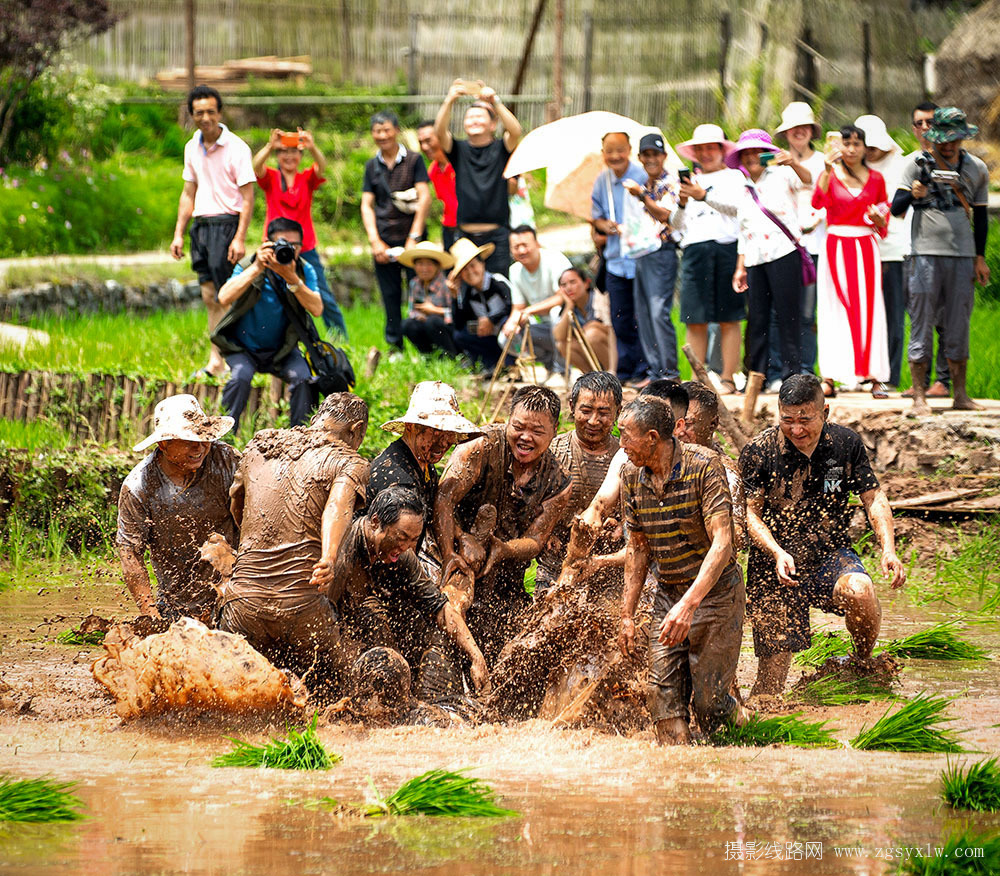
top-left (891, 107), bottom-right (990, 416)
top-left (213, 217), bottom-right (323, 431)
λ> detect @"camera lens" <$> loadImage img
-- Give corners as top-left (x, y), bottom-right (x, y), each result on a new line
top-left (272, 238), bottom-right (296, 264)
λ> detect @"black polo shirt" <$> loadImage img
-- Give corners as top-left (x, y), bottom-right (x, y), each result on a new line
top-left (369, 437), bottom-right (437, 548)
top-left (739, 423), bottom-right (879, 571)
top-left (362, 147), bottom-right (430, 243)
top-left (445, 139), bottom-right (511, 227)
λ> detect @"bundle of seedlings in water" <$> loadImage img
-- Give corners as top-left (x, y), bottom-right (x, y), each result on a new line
top-left (940, 756), bottom-right (1000, 812)
top-left (211, 713), bottom-right (340, 770)
top-left (0, 774), bottom-right (85, 822)
top-left (878, 622), bottom-right (988, 661)
top-left (712, 713), bottom-right (840, 749)
top-left (55, 629), bottom-right (106, 647)
top-left (364, 769), bottom-right (519, 818)
top-left (794, 631), bottom-right (852, 667)
top-left (850, 693), bottom-right (964, 753)
top-left (898, 826), bottom-right (1000, 875)
top-left (795, 674), bottom-right (897, 707)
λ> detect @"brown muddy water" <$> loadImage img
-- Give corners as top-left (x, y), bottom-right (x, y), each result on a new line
top-left (2, 579), bottom-right (999, 875)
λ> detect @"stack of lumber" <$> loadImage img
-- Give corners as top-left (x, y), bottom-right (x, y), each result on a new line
top-left (155, 55), bottom-right (312, 91)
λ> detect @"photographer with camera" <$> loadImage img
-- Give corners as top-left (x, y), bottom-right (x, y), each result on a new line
top-left (213, 218), bottom-right (323, 431)
top-left (891, 107), bottom-right (990, 415)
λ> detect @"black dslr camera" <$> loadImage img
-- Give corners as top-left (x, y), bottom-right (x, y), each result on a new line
top-left (271, 237), bottom-right (297, 264)
top-left (915, 152), bottom-right (960, 187)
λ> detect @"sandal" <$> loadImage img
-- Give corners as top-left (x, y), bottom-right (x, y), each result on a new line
top-left (719, 378), bottom-right (738, 395)
top-left (871, 381), bottom-right (888, 400)
top-left (820, 378), bottom-right (837, 398)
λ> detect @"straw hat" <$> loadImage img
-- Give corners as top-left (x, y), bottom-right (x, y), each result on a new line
top-left (775, 101), bottom-right (822, 141)
top-left (134, 394), bottom-right (234, 452)
top-left (724, 129), bottom-right (776, 169)
top-left (381, 381), bottom-right (483, 439)
top-left (854, 114), bottom-right (901, 156)
top-left (676, 123), bottom-right (736, 161)
top-left (448, 237), bottom-right (495, 279)
top-left (396, 240), bottom-right (455, 270)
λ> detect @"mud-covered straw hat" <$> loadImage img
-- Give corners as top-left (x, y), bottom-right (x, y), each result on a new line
top-left (381, 380), bottom-right (483, 440)
top-left (134, 394), bottom-right (234, 452)
top-left (926, 107), bottom-right (979, 144)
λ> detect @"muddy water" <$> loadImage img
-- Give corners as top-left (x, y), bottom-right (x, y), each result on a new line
top-left (2, 581), bottom-right (999, 875)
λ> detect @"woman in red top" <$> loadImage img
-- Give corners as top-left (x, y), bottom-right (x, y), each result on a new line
top-left (812, 125), bottom-right (890, 396)
top-left (253, 128), bottom-right (347, 338)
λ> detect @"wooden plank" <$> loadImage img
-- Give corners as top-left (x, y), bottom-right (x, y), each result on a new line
top-left (0, 373), bottom-right (10, 418)
top-left (897, 495), bottom-right (1000, 515)
top-left (106, 376), bottom-right (121, 442)
top-left (14, 372), bottom-right (31, 421)
top-left (890, 488), bottom-right (983, 510)
top-left (23, 371), bottom-right (41, 423)
top-left (37, 371), bottom-right (51, 422)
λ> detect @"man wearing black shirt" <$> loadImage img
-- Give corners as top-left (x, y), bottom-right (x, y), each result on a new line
top-left (433, 80), bottom-right (522, 277)
top-left (739, 374), bottom-right (905, 696)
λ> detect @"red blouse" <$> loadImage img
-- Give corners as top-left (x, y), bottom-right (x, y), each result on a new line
top-left (811, 170), bottom-right (888, 238)
top-left (257, 166), bottom-right (325, 251)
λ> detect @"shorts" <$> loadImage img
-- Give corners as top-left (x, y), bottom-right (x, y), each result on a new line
top-left (746, 546), bottom-right (866, 658)
top-left (679, 240), bottom-right (745, 325)
top-left (190, 214), bottom-right (239, 293)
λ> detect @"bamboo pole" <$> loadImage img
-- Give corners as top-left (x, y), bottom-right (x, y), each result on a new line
top-left (742, 371), bottom-right (765, 430)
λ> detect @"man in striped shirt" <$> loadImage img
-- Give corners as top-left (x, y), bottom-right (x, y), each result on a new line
top-left (618, 395), bottom-right (745, 745)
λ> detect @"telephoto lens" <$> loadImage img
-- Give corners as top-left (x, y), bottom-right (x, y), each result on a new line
top-left (272, 238), bottom-right (296, 264)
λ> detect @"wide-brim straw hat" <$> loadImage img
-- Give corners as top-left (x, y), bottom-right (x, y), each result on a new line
top-left (134, 393), bottom-right (233, 452)
top-left (448, 237), bottom-right (495, 279)
top-left (854, 114), bottom-right (901, 157)
top-left (676, 123), bottom-right (736, 161)
top-left (774, 101), bottom-right (822, 141)
top-left (724, 129), bottom-right (776, 169)
top-left (397, 240), bottom-right (455, 270)
top-left (381, 380), bottom-right (483, 439)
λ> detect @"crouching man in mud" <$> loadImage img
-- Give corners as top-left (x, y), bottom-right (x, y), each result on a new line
top-left (331, 486), bottom-right (490, 709)
top-left (218, 393), bottom-right (369, 689)
top-left (739, 374), bottom-right (906, 697)
top-left (117, 394), bottom-right (240, 622)
top-left (434, 385), bottom-right (572, 664)
top-left (618, 396), bottom-right (746, 745)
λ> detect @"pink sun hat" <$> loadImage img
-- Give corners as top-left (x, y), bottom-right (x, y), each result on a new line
top-left (725, 129), bottom-right (775, 169)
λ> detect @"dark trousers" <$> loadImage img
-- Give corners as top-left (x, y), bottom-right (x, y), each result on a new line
top-left (300, 248), bottom-right (347, 340)
top-left (766, 252), bottom-right (817, 381)
top-left (461, 226), bottom-right (511, 278)
top-left (454, 329), bottom-right (503, 370)
top-left (605, 271), bottom-right (647, 381)
top-left (633, 242), bottom-right (680, 379)
top-left (747, 251), bottom-right (802, 378)
top-left (882, 260), bottom-right (905, 387)
top-left (903, 256), bottom-right (951, 389)
top-left (403, 315), bottom-right (458, 356)
top-left (442, 226), bottom-right (459, 251)
top-left (373, 240), bottom-right (414, 350)
top-left (222, 348), bottom-right (316, 431)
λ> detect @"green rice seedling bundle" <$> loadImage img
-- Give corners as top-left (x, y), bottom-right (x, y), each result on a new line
top-left (940, 757), bottom-right (1000, 812)
top-left (211, 713), bottom-right (340, 770)
top-left (365, 770), bottom-right (519, 818)
top-left (0, 774), bottom-right (85, 822)
top-left (850, 693), bottom-right (964, 753)
top-left (897, 825), bottom-right (1000, 875)
top-left (794, 631), bottom-right (852, 667)
top-left (796, 674), bottom-right (897, 706)
top-left (712, 713), bottom-right (840, 748)
top-left (55, 629), bottom-right (106, 647)
top-left (879, 622), bottom-right (988, 661)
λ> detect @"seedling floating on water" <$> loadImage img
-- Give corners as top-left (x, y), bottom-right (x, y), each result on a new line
top-left (940, 756), bottom-right (1000, 812)
top-left (878, 622), bottom-right (988, 661)
top-left (712, 713), bottom-right (840, 749)
top-left (211, 713), bottom-right (340, 770)
top-left (0, 774), bottom-right (85, 822)
top-left (795, 674), bottom-right (897, 707)
top-left (850, 693), bottom-right (965, 753)
top-left (897, 826), bottom-right (1000, 875)
top-left (364, 770), bottom-right (519, 818)
top-left (56, 629), bottom-right (106, 647)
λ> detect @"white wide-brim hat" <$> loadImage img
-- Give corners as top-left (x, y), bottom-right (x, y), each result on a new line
top-left (381, 380), bottom-right (483, 439)
top-left (775, 101), bottom-right (822, 141)
top-left (676, 124), bottom-right (736, 161)
top-left (448, 237), bottom-right (495, 280)
top-left (397, 240), bottom-right (456, 270)
top-left (134, 393), bottom-right (234, 452)
top-left (854, 114), bottom-right (901, 156)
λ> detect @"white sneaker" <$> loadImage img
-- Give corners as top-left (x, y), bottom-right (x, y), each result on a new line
top-left (766, 379), bottom-right (782, 394)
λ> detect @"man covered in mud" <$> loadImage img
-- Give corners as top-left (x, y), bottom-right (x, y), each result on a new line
top-left (117, 394), bottom-right (240, 622)
top-left (618, 395), bottom-right (745, 745)
top-left (218, 393), bottom-right (369, 687)
top-left (739, 374), bottom-right (906, 696)
top-left (535, 371), bottom-right (623, 592)
top-left (434, 385), bottom-right (572, 664)
top-left (331, 486), bottom-right (490, 706)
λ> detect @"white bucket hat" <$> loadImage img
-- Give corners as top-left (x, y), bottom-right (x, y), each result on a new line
top-left (854, 114), bottom-right (901, 156)
top-left (448, 237), bottom-right (495, 280)
top-left (133, 394), bottom-right (234, 452)
top-left (676, 124), bottom-right (736, 161)
top-left (775, 101), bottom-right (822, 141)
top-left (381, 381), bottom-right (482, 439)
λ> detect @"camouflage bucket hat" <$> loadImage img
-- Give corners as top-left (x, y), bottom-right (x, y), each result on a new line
top-left (926, 107), bottom-right (979, 144)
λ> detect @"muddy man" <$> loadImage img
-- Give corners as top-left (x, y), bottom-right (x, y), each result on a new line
top-left (738, 374), bottom-right (906, 696)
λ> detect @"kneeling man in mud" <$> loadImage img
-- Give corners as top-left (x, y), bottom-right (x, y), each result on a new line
top-left (434, 385), bottom-right (571, 664)
top-left (218, 393), bottom-right (369, 688)
top-left (618, 396), bottom-right (745, 745)
top-left (332, 486), bottom-right (490, 707)
top-left (739, 374), bottom-right (906, 696)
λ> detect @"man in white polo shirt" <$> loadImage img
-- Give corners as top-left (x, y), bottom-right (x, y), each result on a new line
top-left (170, 85), bottom-right (256, 378)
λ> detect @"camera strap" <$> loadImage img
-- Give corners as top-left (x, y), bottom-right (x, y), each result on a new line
top-left (268, 268), bottom-right (328, 376)
top-left (929, 147), bottom-right (971, 221)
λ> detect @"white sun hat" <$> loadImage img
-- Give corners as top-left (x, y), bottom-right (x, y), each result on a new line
top-left (854, 114), bottom-right (901, 156)
top-left (381, 381), bottom-right (482, 439)
top-left (133, 394), bottom-right (234, 452)
top-left (774, 101), bottom-right (822, 141)
top-left (676, 124), bottom-right (736, 161)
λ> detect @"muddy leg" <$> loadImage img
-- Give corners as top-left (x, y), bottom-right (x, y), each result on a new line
top-left (655, 717), bottom-right (692, 746)
top-left (832, 572), bottom-right (880, 659)
top-left (750, 652), bottom-right (793, 697)
top-left (908, 360), bottom-right (932, 417)
top-left (948, 359), bottom-right (983, 411)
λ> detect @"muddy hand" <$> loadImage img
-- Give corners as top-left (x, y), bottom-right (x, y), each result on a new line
top-left (470, 654), bottom-right (491, 695)
top-left (310, 558), bottom-right (336, 591)
top-left (442, 552), bottom-right (473, 585)
top-left (659, 600), bottom-right (694, 647)
top-left (479, 536), bottom-right (505, 580)
top-left (775, 549), bottom-right (797, 586)
top-left (618, 616), bottom-right (636, 656)
top-left (882, 550), bottom-right (906, 590)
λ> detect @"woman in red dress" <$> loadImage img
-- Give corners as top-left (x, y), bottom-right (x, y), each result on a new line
top-left (813, 125), bottom-right (890, 396)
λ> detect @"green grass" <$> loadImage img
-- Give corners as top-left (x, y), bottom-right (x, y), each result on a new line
top-left (795, 674), bottom-right (897, 706)
top-left (364, 770), bottom-right (519, 818)
top-left (880, 622), bottom-right (988, 661)
top-left (896, 826), bottom-right (1000, 875)
top-left (941, 757), bottom-right (1000, 813)
top-left (712, 713), bottom-right (840, 749)
top-left (909, 523), bottom-right (1000, 614)
top-left (211, 713), bottom-right (341, 770)
top-left (0, 775), bottom-right (85, 822)
top-left (850, 693), bottom-right (965, 753)
top-left (794, 631), bottom-right (853, 667)
top-left (55, 628), bottom-right (106, 647)
top-left (0, 260), bottom-right (196, 293)
top-left (0, 419), bottom-right (73, 452)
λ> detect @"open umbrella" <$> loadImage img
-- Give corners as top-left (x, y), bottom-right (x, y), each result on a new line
top-left (503, 111), bottom-right (685, 220)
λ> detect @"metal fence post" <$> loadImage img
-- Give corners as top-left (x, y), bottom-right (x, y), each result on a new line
top-left (582, 12), bottom-right (594, 113)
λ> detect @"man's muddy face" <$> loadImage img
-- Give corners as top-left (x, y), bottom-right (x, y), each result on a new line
top-left (692, 142), bottom-right (724, 171)
top-left (408, 424), bottom-right (456, 466)
top-left (373, 511), bottom-right (423, 563)
top-left (506, 406), bottom-right (556, 465)
top-left (413, 257), bottom-right (440, 284)
top-left (190, 97), bottom-right (221, 138)
top-left (678, 400), bottom-right (715, 446)
top-left (416, 125), bottom-right (439, 161)
top-left (463, 107), bottom-right (496, 139)
top-left (572, 389), bottom-right (617, 447)
top-left (618, 415), bottom-right (658, 468)
top-left (158, 438), bottom-right (210, 473)
top-left (779, 400), bottom-right (827, 453)
top-left (601, 133), bottom-right (631, 176)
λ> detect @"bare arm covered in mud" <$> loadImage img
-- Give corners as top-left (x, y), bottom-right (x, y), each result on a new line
top-left (619, 529), bottom-right (650, 655)
top-left (745, 493), bottom-right (798, 586)
top-left (433, 437), bottom-right (487, 578)
top-left (860, 488), bottom-right (906, 589)
top-left (481, 481), bottom-right (573, 577)
top-left (118, 545), bottom-right (159, 618)
top-left (436, 602), bottom-right (491, 694)
top-left (579, 447), bottom-right (628, 530)
top-left (311, 479), bottom-right (364, 591)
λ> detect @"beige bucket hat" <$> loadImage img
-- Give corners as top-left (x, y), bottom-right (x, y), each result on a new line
top-left (381, 381), bottom-right (483, 439)
top-left (133, 394), bottom-right (234, 452)
top-left (775, 101), bottom-right (822, 141)
top-left (397, 240), bottom-right (456, 270)
top-left (448, 237), bottom-right (495, 280)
